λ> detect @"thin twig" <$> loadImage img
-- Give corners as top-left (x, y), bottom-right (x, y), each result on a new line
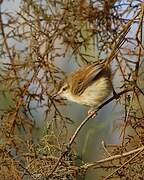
top-left (103, 146), bottom-right (144, 180)
top-left (82, 146), bottom-right (144, 169)
top-left (68, 88), bottom-right (133, 147)
top-left (0, 6), bottom-right (20, 87)
top-left (47, 87), bottom-right (133, 178)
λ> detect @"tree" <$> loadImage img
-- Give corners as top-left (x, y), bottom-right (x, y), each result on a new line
top-left (0, 0), bottom-right (144, 179)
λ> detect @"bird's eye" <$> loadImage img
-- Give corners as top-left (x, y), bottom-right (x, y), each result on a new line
top-left (63, 87), bottom-right (67, 91)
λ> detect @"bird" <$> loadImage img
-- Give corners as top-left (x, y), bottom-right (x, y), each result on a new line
top-left (57, 61), bottom-right (112, 117)
top-left (55, 22), bottom-right (131, 117)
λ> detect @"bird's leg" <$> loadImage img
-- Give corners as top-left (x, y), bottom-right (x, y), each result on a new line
top-left (88, 107), bottom-right (97, 118)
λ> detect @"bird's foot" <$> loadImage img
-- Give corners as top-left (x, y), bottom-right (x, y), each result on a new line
top-left (88, 109), bottom-right (97, 118)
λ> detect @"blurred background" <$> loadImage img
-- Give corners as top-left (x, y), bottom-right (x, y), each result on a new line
top-left (0, 0), bottom-right (144, 179)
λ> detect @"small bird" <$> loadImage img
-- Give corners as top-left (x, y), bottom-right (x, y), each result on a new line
top-left (57, 61), bottom-right (112, 117)
top-left (56, 23), bottom-right (130, 117)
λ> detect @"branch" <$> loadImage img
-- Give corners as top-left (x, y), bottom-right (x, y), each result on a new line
top-left (47, 87), bottom-right (133, 178)
top-left (46, 8), bottom-right (141, 178)
top-left (68, 87), bottom-right (133, 147)
top-left (0, 8), bottom-right (13, 61)
top-left (0, 6), bottom-right (20, 87)
top-left (103, 146), bottom-right (144, 180)
top-left (81, 145), bottom-right (144, 169)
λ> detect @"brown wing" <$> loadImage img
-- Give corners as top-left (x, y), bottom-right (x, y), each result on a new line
top-left (69, 62), bottom-right (105, 95)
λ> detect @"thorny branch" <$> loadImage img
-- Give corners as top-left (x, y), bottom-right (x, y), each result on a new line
top-left (0, 1), bottom-right (144, 179)
top-left (103, 146), bottom-right (144, 180)
top-left (47, 87), bottom-right (134, 178)
top-left (47, 10), bottom-right (144, 176)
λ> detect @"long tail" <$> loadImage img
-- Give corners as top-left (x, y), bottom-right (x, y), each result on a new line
top-left (104, 12), bottom-right (140, 67)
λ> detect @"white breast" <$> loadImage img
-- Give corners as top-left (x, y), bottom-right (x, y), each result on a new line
top-left (62, 76), bottom-right (112, 107)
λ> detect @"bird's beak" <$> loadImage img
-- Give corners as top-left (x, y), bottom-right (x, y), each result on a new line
top-left (51, 94), bottom-right (57, 99)
top-left (51, 90), bottom-right (61, 99)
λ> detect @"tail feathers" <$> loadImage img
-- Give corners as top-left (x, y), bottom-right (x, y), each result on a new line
top-left (105, 19), bottom-right (134, 67)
